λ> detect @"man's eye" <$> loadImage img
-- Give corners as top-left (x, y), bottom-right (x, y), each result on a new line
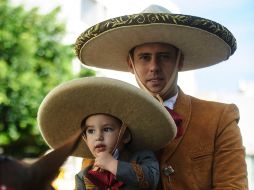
top-left (158, 54), bottom-right (171, 60)
top-left (139, 55), bottom-right (150, 61)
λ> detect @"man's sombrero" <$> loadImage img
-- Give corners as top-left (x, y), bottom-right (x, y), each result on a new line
top-left (37, 77), bottom-right (177, 158)
top-left (75, 4), bottom-right (236, 71)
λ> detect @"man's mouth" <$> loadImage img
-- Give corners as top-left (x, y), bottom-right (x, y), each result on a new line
top-left (147, 77), bottom-right (163, 85)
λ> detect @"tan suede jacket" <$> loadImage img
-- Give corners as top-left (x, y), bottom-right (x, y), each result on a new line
top-left (156, 89), bottom-right (248, 190)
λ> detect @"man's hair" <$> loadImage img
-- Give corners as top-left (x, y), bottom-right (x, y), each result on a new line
top-left (128, 43), bottom-right (180, 61)
top-left (129, 46), bottom-right (136, 60)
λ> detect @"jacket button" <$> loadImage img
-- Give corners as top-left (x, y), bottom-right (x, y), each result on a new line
top-left (163, 165), bottom-right (174, 176)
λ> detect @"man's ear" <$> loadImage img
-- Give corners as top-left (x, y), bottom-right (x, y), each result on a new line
top-left (122, 129), bottom-right (131, 144)
top-left (126, 56), bottom-right (134, 74)
top-left (178, 53), bottom-right (184, 71)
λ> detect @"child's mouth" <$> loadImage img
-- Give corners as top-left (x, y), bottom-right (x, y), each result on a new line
top-left (95, 144), bottom-right (106, 152)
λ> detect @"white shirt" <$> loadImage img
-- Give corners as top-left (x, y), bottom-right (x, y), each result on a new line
top-left (163, 93), bottom-right (178, 110)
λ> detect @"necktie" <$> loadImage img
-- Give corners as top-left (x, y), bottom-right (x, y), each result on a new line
top-left (86, 169), bottom-right (124, 190)
top-left (164, 106), bottom-right (183, 139)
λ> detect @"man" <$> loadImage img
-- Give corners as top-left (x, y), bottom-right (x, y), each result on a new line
top-left (74, 4), bottom-right (248, 189)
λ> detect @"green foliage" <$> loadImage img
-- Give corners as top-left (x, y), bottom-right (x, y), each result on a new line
top-left (0, 0), bottom-right (95, 158)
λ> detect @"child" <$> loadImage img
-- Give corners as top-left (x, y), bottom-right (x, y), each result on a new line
top-left (37, 77), bottom-right (177, 190)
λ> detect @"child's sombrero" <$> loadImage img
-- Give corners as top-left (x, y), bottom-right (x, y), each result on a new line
top-left (37, 77), bottom-right (177, 157)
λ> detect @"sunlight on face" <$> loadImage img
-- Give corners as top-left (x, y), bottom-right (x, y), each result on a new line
top-left (133, 43), bottom-right (178, 93)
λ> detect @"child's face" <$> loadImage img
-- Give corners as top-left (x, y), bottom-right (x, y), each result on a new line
top-left (84, 114), bottom-right (121, 157)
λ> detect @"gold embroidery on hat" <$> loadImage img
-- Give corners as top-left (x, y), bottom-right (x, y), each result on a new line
top-left (75, 13), bottom-right (236, 57)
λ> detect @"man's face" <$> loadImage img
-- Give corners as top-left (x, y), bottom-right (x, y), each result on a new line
top-left (129, 43), bottom-right (179, 94)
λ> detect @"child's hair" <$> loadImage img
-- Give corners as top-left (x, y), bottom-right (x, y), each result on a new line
top-left (80, 113), bottom-right (123, 132)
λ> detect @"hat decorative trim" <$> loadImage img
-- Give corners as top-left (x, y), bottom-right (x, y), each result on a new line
top-left (75, 13), bottom-right (236, 71)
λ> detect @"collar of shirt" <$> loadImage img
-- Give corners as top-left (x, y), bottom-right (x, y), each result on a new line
top-left (112, 148), bottom-right (120, 159)
top-left (163, 92), bottom-right (178, 110)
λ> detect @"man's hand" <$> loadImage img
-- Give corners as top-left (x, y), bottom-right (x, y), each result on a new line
top-left (94, 151), bottom-right (118, 175)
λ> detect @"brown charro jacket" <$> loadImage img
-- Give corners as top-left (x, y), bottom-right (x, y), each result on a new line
top-left (156, 88), bottom-right (248, 190)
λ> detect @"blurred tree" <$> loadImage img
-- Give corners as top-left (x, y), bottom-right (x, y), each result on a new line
top-left (0, 0), bottom-right (95, 158)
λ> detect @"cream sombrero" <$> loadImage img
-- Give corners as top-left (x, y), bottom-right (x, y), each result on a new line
top-left (37, 77), bottom-right (176, 158)
top-left (75, 4), bottom-right (236, 71)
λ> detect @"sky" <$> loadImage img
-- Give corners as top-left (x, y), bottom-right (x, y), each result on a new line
top-left (171, 0), bottom-right (254, 93)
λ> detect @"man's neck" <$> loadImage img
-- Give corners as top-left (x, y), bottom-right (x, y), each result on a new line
top-left (162, 85), bottom-right (178, 101)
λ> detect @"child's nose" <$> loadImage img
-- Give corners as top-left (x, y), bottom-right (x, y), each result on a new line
top-left (95, 131), bottom-right (103, 140)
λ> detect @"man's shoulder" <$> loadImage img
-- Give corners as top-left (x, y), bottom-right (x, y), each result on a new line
top-left (188, 94), bottom-right (238, 109)
top-left (177, 88), bottom-right (238, 109)
top-left (183, 94), bottom-right (239, 119)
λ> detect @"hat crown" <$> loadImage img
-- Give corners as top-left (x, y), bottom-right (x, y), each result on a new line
top-left (141, 4), bottom-right (172, 14)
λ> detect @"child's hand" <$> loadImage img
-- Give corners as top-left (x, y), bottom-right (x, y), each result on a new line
top-left (94, 151), bottom-right (118, 175)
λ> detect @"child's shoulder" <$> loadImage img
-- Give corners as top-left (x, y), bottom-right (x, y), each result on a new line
top-left (133, 149), bottom-right (155, 155)
top-left (121, 149), bottom-right (157, 162)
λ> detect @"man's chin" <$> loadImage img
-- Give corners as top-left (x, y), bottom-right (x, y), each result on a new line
top-left (146, 85), bottom-right (163, 93)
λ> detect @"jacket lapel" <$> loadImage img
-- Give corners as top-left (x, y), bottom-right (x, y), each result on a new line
top-left (160, 88), bottom-right (192, 162)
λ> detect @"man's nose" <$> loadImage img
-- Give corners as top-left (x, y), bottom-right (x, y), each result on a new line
top-left (149, 57), bottom-right (160, 72)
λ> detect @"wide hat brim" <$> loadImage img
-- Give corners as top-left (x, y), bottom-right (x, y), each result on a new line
top-left (75, 13), bottom-right (236, 72)
top-left (37, 77), bottom-right (176, 158)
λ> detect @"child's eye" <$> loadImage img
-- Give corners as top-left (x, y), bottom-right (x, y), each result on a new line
top-left (103, 127), bottom-right (114, 132)
top-left (86, 129), bottom-right (95, 134)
